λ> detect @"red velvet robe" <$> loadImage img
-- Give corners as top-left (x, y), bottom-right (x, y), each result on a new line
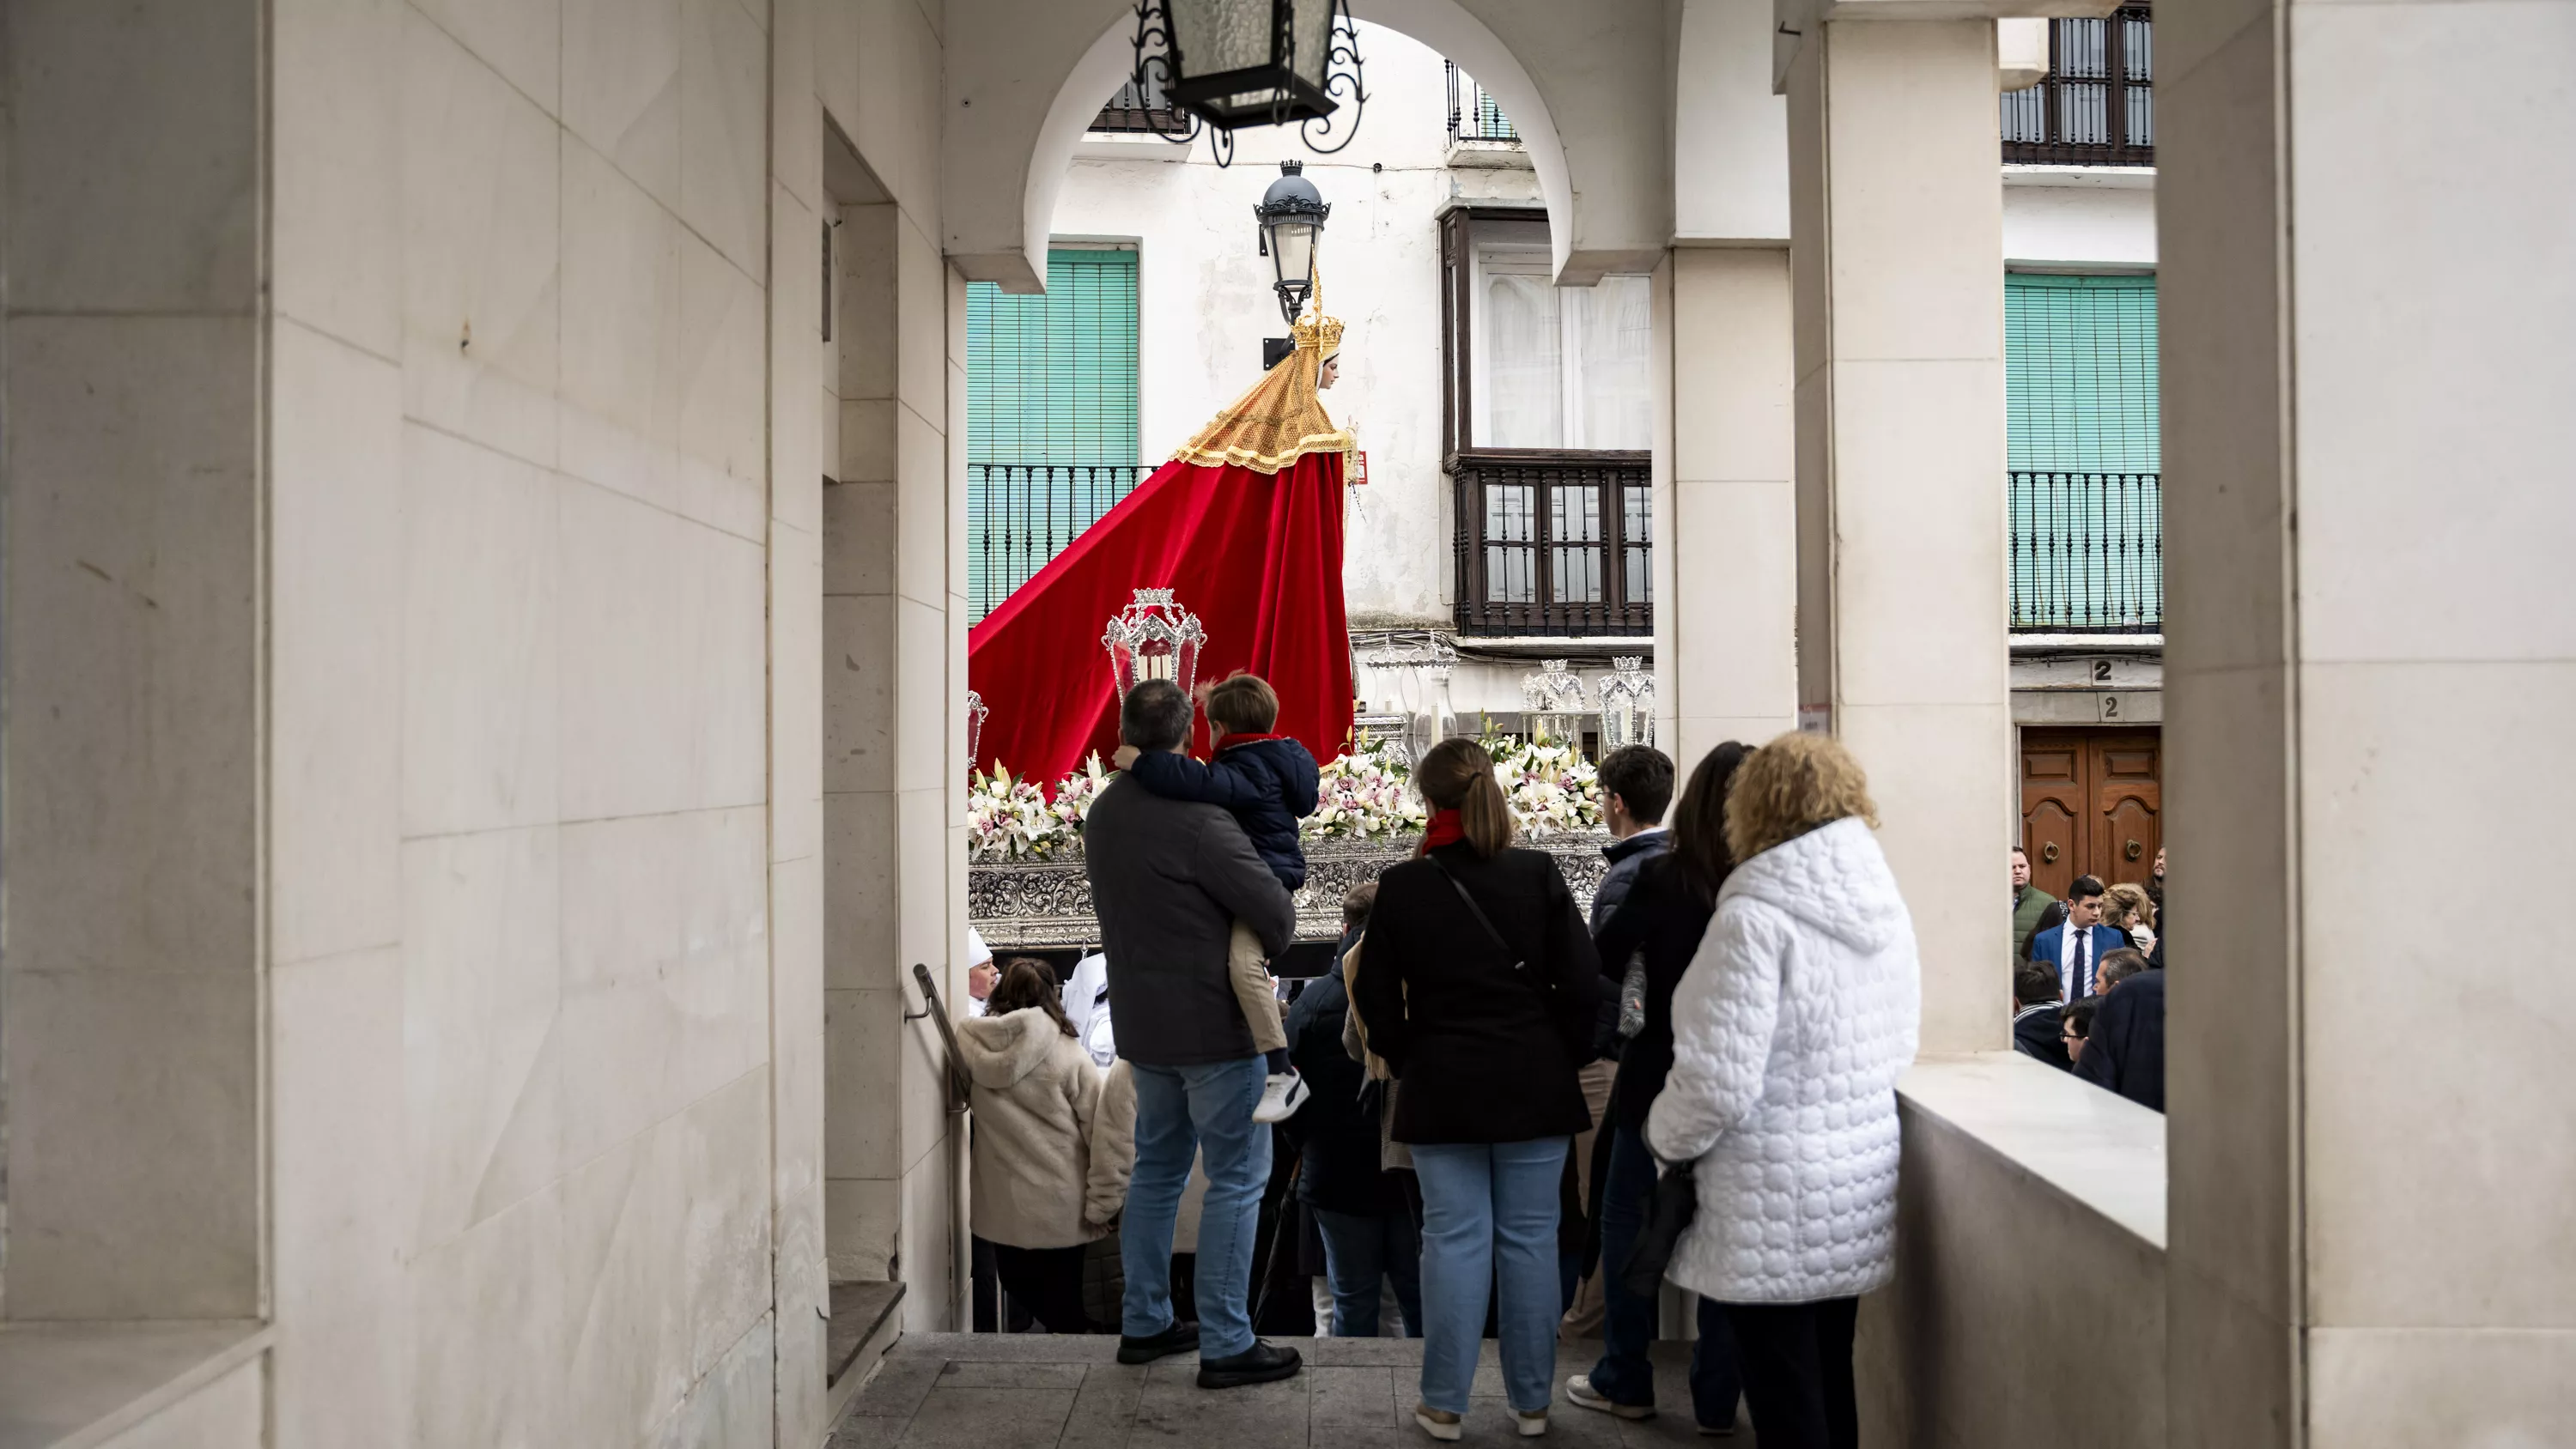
top-left (966, 450), bottom-right (1352, 791)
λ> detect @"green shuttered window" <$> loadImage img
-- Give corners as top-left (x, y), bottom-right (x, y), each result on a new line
top-left (2005, 272), bottom-right (2162, 632)
top-left (2007, 272), bottom-right (2158, 472)
top-left (966, 249), bottom-right (1145, 621)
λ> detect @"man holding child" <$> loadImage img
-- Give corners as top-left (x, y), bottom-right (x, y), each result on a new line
top-left (1082, 676), bottom-right (1306, 1389)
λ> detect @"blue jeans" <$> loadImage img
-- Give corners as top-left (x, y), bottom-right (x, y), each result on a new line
top-left (1312, 1207), bottom-right (1423, 1337)
top-left (1121, 1057), bottom-right (1271, 1359)
top-left (1588, 1125), bottom-right (1743, 1429)
top-left (1412, 1137), bottom-right (1569, 1415)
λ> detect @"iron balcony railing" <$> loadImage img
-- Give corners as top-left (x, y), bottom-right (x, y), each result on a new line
top-left (1091, 74), bottom-right (1183, 134)
top-left (2001, 5), bottom-right (2155, 167)
top-left (1452, 450), bottom-right (1651, 638)
top-left (1443, 60), bottom-right (1519, 145)
top-left (2009, 470), bottom-right (2163, 633)
top-left (968, 463), bottom-right (1150, 621)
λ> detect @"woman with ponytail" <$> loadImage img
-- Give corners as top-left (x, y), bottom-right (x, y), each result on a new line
top-left (1350, 739), bottom-right (1601, 1440)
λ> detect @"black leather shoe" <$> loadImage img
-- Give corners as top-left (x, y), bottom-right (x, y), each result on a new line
top-left (1195, 1341), bottom-right (1303, 1390)
top-left (1116, 1321), bottom-right (1200, 1365)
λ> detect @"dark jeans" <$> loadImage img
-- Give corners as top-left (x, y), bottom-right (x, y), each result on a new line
top-left (1586, 1126), bottom-right (1743, 1430)
top-left (993, 1241), bottom-right (1095, 1334)
top-left (1722, 1296), bottom-right (1859, 1449)
top-left (1311, 1206), bottom-right (1423, 1337)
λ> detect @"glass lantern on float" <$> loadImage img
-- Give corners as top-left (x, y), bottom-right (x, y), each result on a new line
top-left (1597, 657), bottom-right (1655, 752)
top-left (1521, 658), bottom-right (1587, 754)
top-left (1103, 588), bottom-right (1207, 707)
top-left (965, 689), bottom-right (989, 774)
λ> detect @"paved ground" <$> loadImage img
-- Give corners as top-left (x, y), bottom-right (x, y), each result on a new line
top-left (830, 1333), bottom-right (1752, 1449)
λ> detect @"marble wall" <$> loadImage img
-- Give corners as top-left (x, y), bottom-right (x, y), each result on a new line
top-left (2, 0), bottom-right (265, 1326)
top-left (264, 0), bottom-right (783, 1442)
top-left (3, 1), bottom-right (959, 1446)
top-left (1785, 15), bottom-right (2014, 1052)
top-left (2159, 0), bottom-right (2576, 1438)
top-left (1656, 247), bottom-right (1799, 767)
top-left (811, 0), bottom-right (972, 1349)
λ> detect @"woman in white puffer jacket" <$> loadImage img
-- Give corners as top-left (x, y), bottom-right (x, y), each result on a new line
top-left (1643, 733), bottom-right (1920, 1449)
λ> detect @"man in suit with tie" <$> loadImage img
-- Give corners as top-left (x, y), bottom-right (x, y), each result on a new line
top-left (2027, 875), bottom-right (2129, 1003)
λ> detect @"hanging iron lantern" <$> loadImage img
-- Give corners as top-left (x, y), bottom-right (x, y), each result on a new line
top-left (1255, 160), bottom-right (1327, 327)
top-left (1129, 0), bottom-right (1368, 166)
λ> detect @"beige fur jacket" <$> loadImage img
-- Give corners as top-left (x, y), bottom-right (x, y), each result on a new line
top-left (956, 1007), bottom-right (1136, 1249)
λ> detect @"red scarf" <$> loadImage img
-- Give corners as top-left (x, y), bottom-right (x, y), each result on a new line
top-left (1421, 808), bottom-right (1467, 854)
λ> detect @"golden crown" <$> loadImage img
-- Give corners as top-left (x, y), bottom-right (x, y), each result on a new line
top-left (1291, 256), bottom-right (1343, 353)
top-left (1292, 309), bottom-right (1345, 354)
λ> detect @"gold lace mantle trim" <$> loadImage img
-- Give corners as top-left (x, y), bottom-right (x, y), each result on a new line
top-left (1170, 339), bottom-right (1354, 476)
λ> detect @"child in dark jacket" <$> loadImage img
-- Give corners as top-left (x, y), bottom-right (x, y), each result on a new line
top-left (1115, 671), bottom-right (1320, 1122)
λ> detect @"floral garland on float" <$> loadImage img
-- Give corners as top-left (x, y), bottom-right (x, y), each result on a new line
top-left (1300, 729), bottom-right (1427, 840)
top-left (965, 724), bottom-right (1603, 859)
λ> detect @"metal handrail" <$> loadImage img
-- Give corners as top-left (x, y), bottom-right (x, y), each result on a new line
top-left (909, 962), bottom-right (973, 1113)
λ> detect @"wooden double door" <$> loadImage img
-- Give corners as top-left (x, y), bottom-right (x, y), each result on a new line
top-left (2020, 727), bottom-right (2162, 899)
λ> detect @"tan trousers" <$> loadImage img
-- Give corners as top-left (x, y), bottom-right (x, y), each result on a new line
top-left (1228, 919), bottom-right (1287, 1056)
top-left (1558, 1057), bottom-right (1620, 1339)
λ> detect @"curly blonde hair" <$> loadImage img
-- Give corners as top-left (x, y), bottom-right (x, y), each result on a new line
top-left (1723, 732), bottom-right (1880, 863)
top-left (2102, 882), bottom-right (2156, 931)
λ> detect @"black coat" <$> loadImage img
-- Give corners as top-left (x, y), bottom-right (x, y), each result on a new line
top-left (1352, 842), bottom-right (1600, 1145)
top-left (1081, 776), bottom-right (1298, 1066)
top-left (2013, 1002), bottom-right (2073, 1070)
top-left (1283, 952), bottom-right (1406, 1215)
top-left (1589, 852), bottom-right (1717, 1131)
top-left (1122, 737), bottom-right (1321, 888)
top-left (2077, 969), bottom-right (2166, 1111)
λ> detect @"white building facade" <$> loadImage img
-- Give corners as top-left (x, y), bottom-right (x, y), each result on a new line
top-left (1030, 18), bottom-right (2168, 900)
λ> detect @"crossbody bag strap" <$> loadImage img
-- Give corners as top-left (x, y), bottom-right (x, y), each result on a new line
top-left (1424, 855), bottom-right (1529, 978)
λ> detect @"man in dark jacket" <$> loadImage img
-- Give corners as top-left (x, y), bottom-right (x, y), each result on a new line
top-left (1591, 746), bottom-right (1675, 932)
top-left (2011, 963), bottom-right (2072, 1069)
top-left (2077, 965), bottom-right (2166, 1111)
top-left (1084, 679), bottom-right (1302, 1388)
top-left (1284, 883), bottom-right (1421, 1337)
top-left (1567, 744), bottom-right (1674, 1336)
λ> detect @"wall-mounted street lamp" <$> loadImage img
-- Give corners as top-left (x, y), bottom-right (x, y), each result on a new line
top-left (1255, 160), bottom-right (1327, 329)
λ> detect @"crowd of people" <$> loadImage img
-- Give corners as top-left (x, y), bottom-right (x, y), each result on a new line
top-left (2008, 847), bottom-right (2167, 1109)
top-left (956, 669), bottom-right (1925, 1447)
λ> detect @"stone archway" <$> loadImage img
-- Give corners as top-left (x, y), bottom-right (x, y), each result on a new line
top-left (941, 0), bottom-right (1675, 292)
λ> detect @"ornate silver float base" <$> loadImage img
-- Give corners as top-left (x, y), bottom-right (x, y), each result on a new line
top-left (969, 832), bottom-right (1613, 952)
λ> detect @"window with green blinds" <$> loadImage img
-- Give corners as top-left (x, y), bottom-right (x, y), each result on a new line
top-left (966, 249), bottom-right (1144, 621)
top-left (2005, 272), bottom-right (2162, 632)
top-left (969, 250), bottom-right (1141, 466)
top-left (2006, 272), bottom-right (2159, 471)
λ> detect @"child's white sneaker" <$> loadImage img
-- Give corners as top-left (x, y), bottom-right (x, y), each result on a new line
top-left (1253, 1070), bottom-right (1309, 1124)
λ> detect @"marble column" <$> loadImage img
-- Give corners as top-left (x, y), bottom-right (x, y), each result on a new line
top-left (1784, 10), bottom-right (2014, 1052)
top-left (2159, 0), bottom-right (2576, 1438)
top-left (1657, 247), bottom-right (1799, 769)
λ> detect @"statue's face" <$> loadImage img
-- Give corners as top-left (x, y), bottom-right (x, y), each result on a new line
top-left (1318, 355), bottom-right (1340, 390)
